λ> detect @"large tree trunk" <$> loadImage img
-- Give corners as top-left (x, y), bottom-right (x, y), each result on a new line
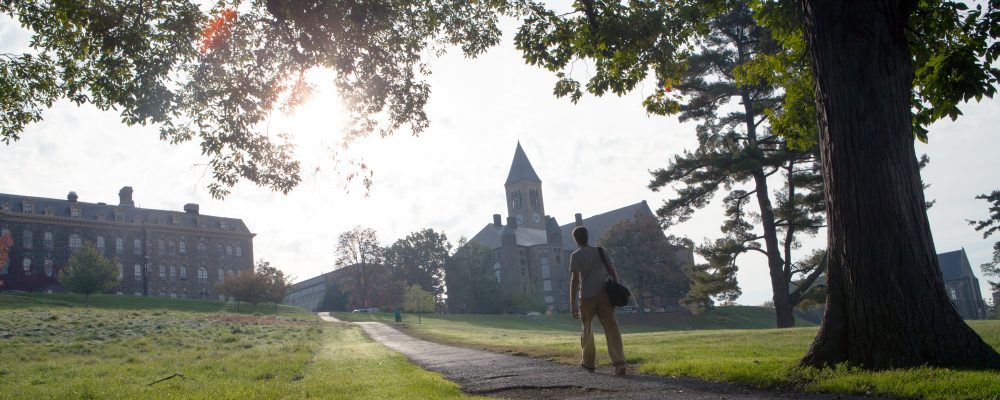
top-left (799, 0), bottom-right (1000, 369)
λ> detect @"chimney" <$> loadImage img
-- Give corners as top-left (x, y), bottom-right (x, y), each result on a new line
top-left (67, 191), bottom-right (78, 202)
top-left (493, 214), bottom-right (502, 228)
top-left (184, 203), bottom-right (200, 214)
top-left (575, 213), bottom-right (583, 226)
top-left (118, 186), bottom-right (134, 207)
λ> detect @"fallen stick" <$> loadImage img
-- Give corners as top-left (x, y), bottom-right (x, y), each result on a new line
top-left (147, 373), bottom-right (193, 386)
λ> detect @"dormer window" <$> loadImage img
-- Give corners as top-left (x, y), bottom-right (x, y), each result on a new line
top-left (115, 210), bottom-right (125, 222)
top-left (220, 220), bottom-right (229, 230)
top-left (22, 201), bottom-right (33, 214)
top-left (70, 205), bottom-right (80, 218)
top-left (1, 203), bottom-right (10, 212)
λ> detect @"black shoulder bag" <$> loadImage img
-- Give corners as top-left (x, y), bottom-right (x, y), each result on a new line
top-left (598, 247), bottom-right (631, 307)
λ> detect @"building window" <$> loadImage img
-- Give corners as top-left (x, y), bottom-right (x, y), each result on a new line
top-left (69, 234), bottom-right (82, 252)
top-left (158, 240), bottom-right (165, 256)
top-left (179, 241), bottom-right (186, 255)
top-left (44, 258), bottom-right (53, 277)
top-left (115, 211), bottom-right (124, 222)
top-left (23, 202), bottom-right (33, 214)
top-left (540, 257), bottom-right (550, 279)
top-left (168, 241), bottom-right (176, 256)
top-left (235, 246), bottom-right (242, 257)
top-left (43, 231), bottom-right (53, 250)
top-left (70, 206), bottom-right (80, 218)
top-left (529, 188), bottom-right (540, 207)
top-left (197, 240), bottom-right (206, 256)
top-left (217, 267), bottom-right (225, 282)
top-left (116, 237), bottom-right (124, 254)
top-left (22, 257), bottom-right (32, 275)
top-left (493, 262), bottom-right (501, 283)
top-left (226, 245), bottom-right (232, 256)
top-left (22, 229), bottom-right (33, 249)
top-left (217, 244), bottom-right (223, 257)
top-left (511, 190), bottom-right (522, 209)
top-left (170, 265), bottom-right (177, 281)
top-left (134, 264), bottom-right (142, 280)
top-left (179, 266), bottom-right (187, 281)
top-left (948, 287), bottom-right (958, 301)
top-left (544, 295), bottom-right (554, 304)
top-left (117, 263), bottom-right (124, 280)
top-left (96, 236), bottom-right (105, 253)
top-left (543, 279), bottom-right (552, 292)
top-left (198, 267), bottom-right (208, 283)
top-left (220, 220), bottom-right (228, 230)
top-left (159, 265), bottom-right (166, 281)
top-left (134, 239), bottom-right (142, 255)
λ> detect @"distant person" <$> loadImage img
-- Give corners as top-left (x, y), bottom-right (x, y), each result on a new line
top-left (569, 226), bottom-right (626, 376)
top-left (394, 309), bottom-right (402, 323)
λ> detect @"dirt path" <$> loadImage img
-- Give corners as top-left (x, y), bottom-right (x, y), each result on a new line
top-left (342, 319), bottom-right (893, 400)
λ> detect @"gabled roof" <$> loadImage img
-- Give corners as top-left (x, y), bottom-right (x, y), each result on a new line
top-left (559, 201), bottom-right (655, 249)
top-left (505, 142), bottom-right (541, 185)
top-left (470, 224), bottom-right (549, 249)
top-left (938, 249), bottom-right (976, 282)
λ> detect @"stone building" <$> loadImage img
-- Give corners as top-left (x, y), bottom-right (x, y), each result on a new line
top-left (938, 248), bottom-right (990, 320)
top-left (0, 187), bottom-right (254, 299)
top-left (452, 143), bottom-right (692, 313)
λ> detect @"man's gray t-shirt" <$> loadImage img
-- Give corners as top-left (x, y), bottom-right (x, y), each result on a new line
top-left (570, 246), bottom-right (612, 299)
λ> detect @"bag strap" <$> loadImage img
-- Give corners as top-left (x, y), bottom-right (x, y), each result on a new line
top-left (597, 247), bottom-right (615, 282)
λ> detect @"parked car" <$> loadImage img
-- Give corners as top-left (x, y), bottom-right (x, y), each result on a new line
top-left (615, 306), bottom-right (638, 314)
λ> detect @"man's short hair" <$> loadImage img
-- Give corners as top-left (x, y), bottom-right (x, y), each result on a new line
top-left (572, 226), bottom-right (588, 246)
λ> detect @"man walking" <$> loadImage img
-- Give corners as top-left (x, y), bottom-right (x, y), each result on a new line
top-left (569, 226), bottom-right (627, 376)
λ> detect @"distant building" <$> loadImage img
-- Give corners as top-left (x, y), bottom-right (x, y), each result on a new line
top-left (285, 271), bottom-right (335, 312)
top-left (450, 143), bottom-right (692, 313)
top-left (0, 187), bottom-right (254, 299)
top-left (938, 249), bottom-right (989, 320)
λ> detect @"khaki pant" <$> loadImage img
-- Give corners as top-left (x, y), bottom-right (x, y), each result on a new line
top-left (580, 288), bottom-right (625, 368)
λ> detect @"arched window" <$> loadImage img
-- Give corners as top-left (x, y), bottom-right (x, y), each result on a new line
top-left (117, 262), bottom-right (124, 280)
top-left (217, 267), bottom-right (225, 282)
top-left (134, 264), bottom-right (142, 279)
top-left (540, 257), bottom-right (550, 279)
top-left (115, 237), bottom-right (124, 254)
top-left (179, 241), bottom-right (186, 255)
top-left (133, 239), bottom-right (142, 255)
top-left (493, 262), bottom-right (501, 283)
top-left (22, 229), bottom-right (32, 249)
top-left (198, 267), bottom-right (208, 283)
top-left (235, 246), bottom-right (242, 257)
top-left (96, 236), bottom-right (105, 253)
top-left (225, 245), bottom-right (232, 256)
top-left (44, 258), bottom-right (53, 277)
top-left (159, 265), bottom-right (166, 281)
top-left (43, 232), bottom-right (53, 250)
top-left (22, 257), bottom-right (32, 275)
top-left (179, 266), bottom-right (187, 281)
top-left (170, 265), bottom-right (177, 280)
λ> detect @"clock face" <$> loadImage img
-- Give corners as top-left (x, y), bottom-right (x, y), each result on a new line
top-left (516, 214), bottom-right (524, 225)
top-left (533, 213), bottom-right (541, 223)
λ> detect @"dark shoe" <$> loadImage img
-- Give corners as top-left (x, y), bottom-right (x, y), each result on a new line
top-left (614, 364), bottom-right (627, 376)
top-left (581, 363), bottom-right (596, 373)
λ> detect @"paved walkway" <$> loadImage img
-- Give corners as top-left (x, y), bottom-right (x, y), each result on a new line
top-left (326, 316), bottom-right (893, 400)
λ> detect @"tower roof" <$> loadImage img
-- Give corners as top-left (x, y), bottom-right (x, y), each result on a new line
top-left (505, 142), bottom-right (541, 185)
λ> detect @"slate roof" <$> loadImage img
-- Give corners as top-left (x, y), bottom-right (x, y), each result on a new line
top-left (938, 249), bottom-right (975, 282)
top-left (0, 190), bottom-right (251, 234)
top-left (469, 201), bottom-right (654, 251)
top-left (559, 201), bottom-right (654, 249)
top-left (469, 224), bottom-right (550, 248)
top-left (505, 142), bottom-right (541, 185)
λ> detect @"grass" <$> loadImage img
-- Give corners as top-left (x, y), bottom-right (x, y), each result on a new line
top-left (0, 292), bottom-right (314, 318)
top-left (336, 310), bottom-right (1000, 400)
top-left (0, 293), bottom-right (482, 399)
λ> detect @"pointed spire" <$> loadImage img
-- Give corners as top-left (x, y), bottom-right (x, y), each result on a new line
top-left (505, 142), bottom-right (541, 185)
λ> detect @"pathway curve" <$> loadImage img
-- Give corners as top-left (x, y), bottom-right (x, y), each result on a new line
top-left (340, 319), bottom-right (892, 400)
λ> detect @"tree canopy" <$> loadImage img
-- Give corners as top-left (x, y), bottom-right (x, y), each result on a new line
top-left (970, 190), bottom-right (1000, 294)
top-left (1, 0), bottom-right (508, 197)
top-left (58, 242), bottom-right (119, 307)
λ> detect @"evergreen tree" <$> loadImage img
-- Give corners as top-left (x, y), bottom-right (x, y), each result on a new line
top-left (58, 243), bottom-right (119, 307)
top-left (971, 190), bottom-right (1000, 294)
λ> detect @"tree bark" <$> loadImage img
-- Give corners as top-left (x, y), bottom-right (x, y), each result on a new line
top-left (799, 0), bottom-right (1000, 369)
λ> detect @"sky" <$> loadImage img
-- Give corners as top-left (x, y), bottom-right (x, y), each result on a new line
top-left (1, 12), bottom-right (998, 306)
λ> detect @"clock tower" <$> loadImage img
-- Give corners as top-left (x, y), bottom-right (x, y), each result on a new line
top-left (504, 142), bottom-right (546, 230)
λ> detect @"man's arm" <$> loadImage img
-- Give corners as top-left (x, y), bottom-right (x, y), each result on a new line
top-left (570, 270), bottom-right (581, 319)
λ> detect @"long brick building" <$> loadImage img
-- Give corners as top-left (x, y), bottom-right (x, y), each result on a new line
top-left (0, 187), bottom-right (254, 299)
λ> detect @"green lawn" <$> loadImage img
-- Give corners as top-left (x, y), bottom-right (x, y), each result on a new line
top-left (336, 311), bottom-right (1000, 400)
top-left (0, 293), bottom-right (481, 399)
